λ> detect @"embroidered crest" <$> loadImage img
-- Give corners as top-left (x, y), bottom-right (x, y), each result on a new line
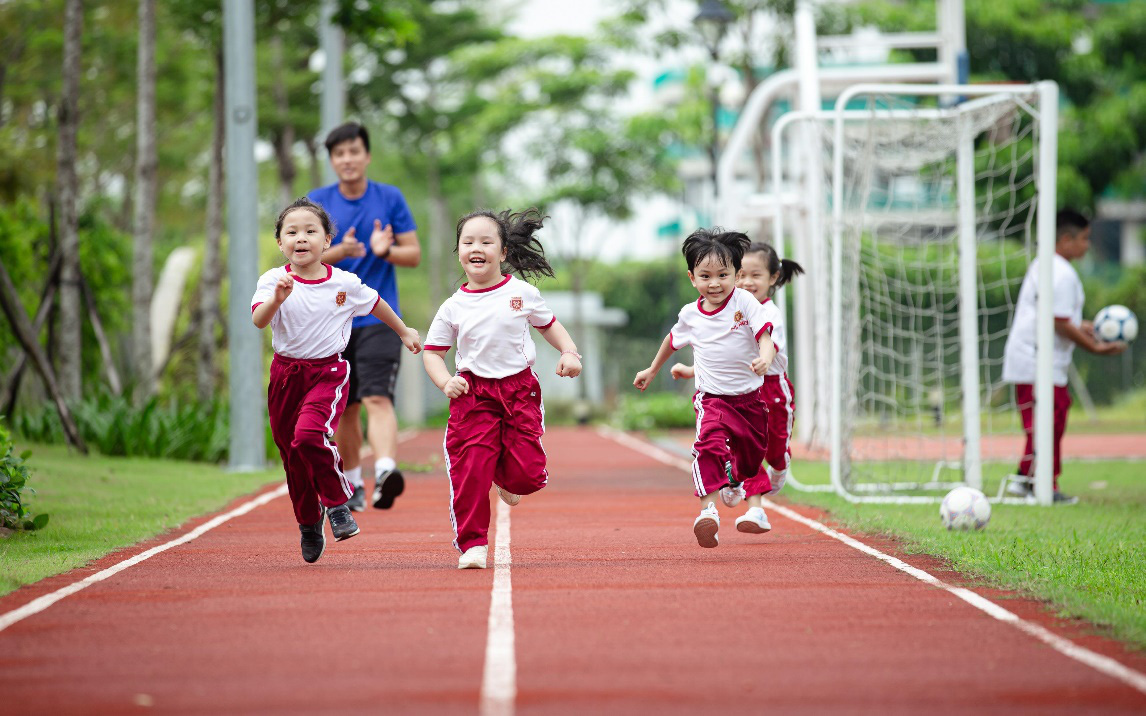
top-left (336, 291), bottom-right (347, 306)
top-left (510, 297), bottom-right (523, 311)
top-left (733, 310), bottom-right (743, 322)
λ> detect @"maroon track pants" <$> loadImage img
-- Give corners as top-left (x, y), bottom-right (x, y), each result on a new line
top-left (743, 373), bottom-right (795, 498)
top-left (444, 368), bottom-right (548, 553)
top-left (268, 353), bottom-right (354, 525)
top-left (1015, 383), bottom-right (1071, 489)
top-left (690, 389), bottom-right (770, 498)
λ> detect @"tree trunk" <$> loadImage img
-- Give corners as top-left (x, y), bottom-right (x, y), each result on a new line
top-left (425, 148), bottom-right (448, 307)
top-left (132, 0), bottom-right (158, 400)
top-left (198, 50), bottom-right (225, 398)
top-left (2, 253), bottom-right (61, 415)
top-left (56, 0), bottom-right (83, 400)
top-left (271, 34), bottom-right (297, 207)
top-left (304, 138), bottom-right (322, 189)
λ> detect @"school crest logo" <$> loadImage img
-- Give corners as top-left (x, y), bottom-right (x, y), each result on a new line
top-left (510, 297), bottom-right (523, 311)
top-left (733, 310), bottom-right (743, 322)
top-left (336, 291), bottom-right (346, 307)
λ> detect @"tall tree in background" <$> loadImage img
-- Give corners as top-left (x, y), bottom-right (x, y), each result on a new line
top-left (200, 49), bottom-right (225, 398)
top-left (55, 0), bottom-right (83, 399)
top-left (132, 0), bottom-right (157, 399)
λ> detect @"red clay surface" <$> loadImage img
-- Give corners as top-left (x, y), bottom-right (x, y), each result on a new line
top-left (2, 428), bottom-right (1145, 715)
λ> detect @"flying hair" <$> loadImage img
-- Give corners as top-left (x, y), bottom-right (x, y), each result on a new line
top-left (455, 208), bottom-right (555, 282)
top-left (682, 227), bottom-right (750, 273)
top-left (275, 197), bottom-right (336, 239)
top-left (745, 241), bottom-right (805, 296)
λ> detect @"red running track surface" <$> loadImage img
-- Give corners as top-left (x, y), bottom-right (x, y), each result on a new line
top-left (1, 427), bottom-right (1144, 715)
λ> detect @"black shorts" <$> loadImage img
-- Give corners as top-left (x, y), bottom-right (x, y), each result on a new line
top-left (344, 323), bottom-right (402, 403)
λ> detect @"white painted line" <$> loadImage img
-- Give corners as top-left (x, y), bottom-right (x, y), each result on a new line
top-left (480, 499), bottom-right (516, 716)
top-left (0, 483), bottom-right (289, 634)
top-left (599, 428), bottom-right (1146, 696)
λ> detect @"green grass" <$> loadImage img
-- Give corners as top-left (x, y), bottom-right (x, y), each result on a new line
top-left (0, 443), bottom-right (279, 597)
top-left (783, 460), bottom-right (1146, 650)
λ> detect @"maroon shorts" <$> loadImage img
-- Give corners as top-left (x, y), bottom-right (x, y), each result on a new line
top-left (743, 373), bottom-right (795, 497)
top-left (690, 388), bottom-right (770, 497)
top-left (1014, 383), bottom-right (1071, 488)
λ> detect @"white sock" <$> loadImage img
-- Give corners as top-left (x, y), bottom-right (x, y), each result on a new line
top-left (345, 466), bottom-right (364, 489)
top-left (376, 457), bottom-right (397, 477)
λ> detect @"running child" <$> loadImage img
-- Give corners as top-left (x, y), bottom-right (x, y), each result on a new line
top-left (252, 197), bottom-right (422, 564)
top-left (423, 208), bottom-right (582, 569)
top-left (634, 228), bottom-right (776, 548)
top-left (670, 241), bottom-right (804, 534)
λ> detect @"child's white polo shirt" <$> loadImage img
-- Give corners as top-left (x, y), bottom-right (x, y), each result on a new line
top-left (1002, 253), bottom-right (1084, 387)
top-left (670, 287), bottom-right (772, 395)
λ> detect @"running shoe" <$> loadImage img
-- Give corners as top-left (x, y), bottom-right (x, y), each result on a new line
top-left (767, 467), bottom-right (789, 495)
top-left (720, 483), bottom-right (746, 507)
top-left (1053, 491), bottom-right (1079, 505)
top-left (495, 485), bottom-right (521, 507)
top-left (1006, 475), bottom-right (1034, 498)
top-left (735, 506), bottom-right (773, 534)
top-left (346, 485), bottom-right (366, 512)
top-left (372, 468), bottom-right (406, 509)
top-left (327, 504), bottom-right (360, 541)
top-left (458, 545), bottom-right (488, 569)
top-left (299, 510), bottom-right (326, 563)
top-left (693, 502), bottom-right (720, 548)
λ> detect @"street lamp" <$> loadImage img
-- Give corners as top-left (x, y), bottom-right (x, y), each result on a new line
top-left (693, 0), bottom-right (733, 192)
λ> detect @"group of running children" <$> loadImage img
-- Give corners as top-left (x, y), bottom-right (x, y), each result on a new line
top-left (252, 196), bottom-right (802, 568)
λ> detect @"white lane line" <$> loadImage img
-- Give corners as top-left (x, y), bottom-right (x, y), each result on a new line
top-left (0, 483), bottom-right (289, 634)
top-left (598, 428), bottom-right (1146, 696)
top-left (480, 499), bottom-right (516, 716)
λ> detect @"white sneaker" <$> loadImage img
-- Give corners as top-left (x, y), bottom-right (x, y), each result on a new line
top-left (458, 545), bottom-right (488, 569)
top-left (735, 506), bottom-right (773, 534)
top-left (495, 485), bottom-right (521, 507)
top-left (766, 467), bottom-right (788, 495)
top-left (693, 503), bottom-right (720, 548)
top-left (1005, 475), bottom-right (1034, 497)
top-left (720, 483), bottom-right (746, 507)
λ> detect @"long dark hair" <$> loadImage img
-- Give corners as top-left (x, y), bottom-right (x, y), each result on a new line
top-left (455, 208), bottom-right (555, 282)
top-left (746, 241), bottom-right (804, 296)
top-left (682, 227), bottom-right (750, 273)
top-left (275, 197), bottom-right (336, 238)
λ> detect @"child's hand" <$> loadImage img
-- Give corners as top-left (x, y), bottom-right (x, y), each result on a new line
top-left (401, 327), bottom-right (422, 354)
top-left (371, 220), bottom-right (394, 257)
top-left (670, 363), bottom-right (694, 380)
top-left (1081, 319), bottom-right (1095, 338)
top-left (443, 375), bottom-right (470, 399)
top-left (339, 227), bottom-right (368, 258)
top-left (556, 352), bottom-right (581, 378)
top-left (633, 367), bottom-right (656, 391)
top-left (274, 275), bottom-right (294, 303)
top-left (751, 356), bottom-right (772, 376)
top-left (1096, 341), bottom-right (1128, 356)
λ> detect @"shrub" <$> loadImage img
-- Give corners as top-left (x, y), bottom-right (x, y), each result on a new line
top-left (0, 422), bottom-right (48, 531)
top-left (611, 391), bottom-right (696, 431)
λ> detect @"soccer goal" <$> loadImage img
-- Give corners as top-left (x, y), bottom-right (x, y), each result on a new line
top-left (773, 82), bottom-right (1060, 504)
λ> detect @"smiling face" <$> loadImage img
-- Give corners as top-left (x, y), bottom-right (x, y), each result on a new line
top-left (457, 216), bottom-right (506, 285)
top-left (689, 255), bottom-right (737, 308)
top-left (329, 137), bottom-right (370, 185)
top-left (737, 252), bottom-right (777, 302)
top-left (277, 208), bottom-right (332, 270)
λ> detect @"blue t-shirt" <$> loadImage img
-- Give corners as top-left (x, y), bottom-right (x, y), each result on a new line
top-left (307, 181), bottom-right (417, 326)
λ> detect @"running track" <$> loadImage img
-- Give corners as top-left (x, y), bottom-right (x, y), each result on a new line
top-left (2, 428), bottom-right (1144, 715)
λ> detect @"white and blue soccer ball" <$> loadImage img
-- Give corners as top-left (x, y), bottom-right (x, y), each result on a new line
top-left (940, 486), bottom-right (991, 531)
top-left (1094, 304), bottom-right (1138, 344)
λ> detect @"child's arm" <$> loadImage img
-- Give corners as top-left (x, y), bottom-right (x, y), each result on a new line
top-left (422, 349), bottom-right (470, 399)
top-left (670, 364), bottom-right (694, 380)
top-left (1056, 318), bottom-right (1126, 355)
top-left (751, 334), bottom-right (777, 376)
top-left (634, 334), bottom-right (677, 391)
top-left (370, 298), bottom-right (423, 353)
top-left (252, 275), bottom-right (293, 329)
top-left (537, 320), bottom-right (581, 378)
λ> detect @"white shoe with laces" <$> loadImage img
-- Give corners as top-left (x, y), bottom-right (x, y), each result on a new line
top-left (720, 483), bottom-right (746, 507)
top-left (766, 467), bottom-right (789, 495)
top-left (495, 485), bottom-right (521, 507)
top-left (735, 506), bottom-right (773, 534)
top-left (693, 502), bottom-right (720, 548)
top-left (458, 545), bottom-right (488, 569)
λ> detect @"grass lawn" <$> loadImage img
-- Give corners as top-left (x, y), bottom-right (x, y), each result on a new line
top-left (0, 443), bottom-right (280, 597)
top-left (782, 460), bottom-right (1146, 650)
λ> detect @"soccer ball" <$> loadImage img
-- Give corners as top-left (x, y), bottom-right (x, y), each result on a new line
top-left (940, 486), bottom-right (991, 531)
top-left (1093, 304), bottom-right (1138, 343)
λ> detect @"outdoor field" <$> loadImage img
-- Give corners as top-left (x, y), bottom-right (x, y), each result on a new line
top-left (2, 428), bottom-right (1145, 715)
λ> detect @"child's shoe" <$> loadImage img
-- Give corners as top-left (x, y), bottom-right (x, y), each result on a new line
top-left (720, 483), bottom-right (746, 507)
top-left (735, 506), bottom-right (773, 534)
top-left (458, 544), bottom-right (489, 569)
top-left (299, 510), bottom-right (326, 563)
top-left (372, 468), bottom-right (405, 509)
top-left (327, 504), bottom-right (360, 541)
top-left (346, 485), bottom-right (367, 512)
top-left (693, 502), bottom-right (720, 548)
top-left (495, 485), bottom-right (521, 506)
top-left (766, 467), bottom-right (789, 494)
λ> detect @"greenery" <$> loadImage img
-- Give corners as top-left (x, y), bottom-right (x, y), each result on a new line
top-left (0, 442), bottom-right (278, 597)
top-left (0, 423), bottom-right (47, 531)
top-left (613, 391), bottom-right (696, 430)
top-left (776, 459), bottom-right (1146, 650)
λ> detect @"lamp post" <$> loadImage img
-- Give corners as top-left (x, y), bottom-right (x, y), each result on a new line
top-left (694, 0), bottom-right (734, 192)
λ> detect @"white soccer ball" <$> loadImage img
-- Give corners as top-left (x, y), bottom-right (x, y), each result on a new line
top-left (940, 486), bottom-right (991, 531)
top-left (1093, 304), bottom-right (1138, 343)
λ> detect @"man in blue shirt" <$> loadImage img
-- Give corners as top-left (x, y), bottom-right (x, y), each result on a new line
top-left (308, 122), bottom-right (421, 512)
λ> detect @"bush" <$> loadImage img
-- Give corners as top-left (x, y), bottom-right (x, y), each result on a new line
top-left (611, 391), bottom-right (696, 431)
top-left (0, 422), bottom-right (48, 531)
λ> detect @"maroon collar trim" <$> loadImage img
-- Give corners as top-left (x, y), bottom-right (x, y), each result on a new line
top-left (286, 264), bottom-right (333, 284)
top-left (462, 274), bottom-right (511, 294)
top-left (697, 291), bottom-right (734, 316)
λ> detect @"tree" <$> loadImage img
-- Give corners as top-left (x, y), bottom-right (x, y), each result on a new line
top-left (132, 0), bottom-right (157, 400)
top-left (56, 0), bottom-right (83, 400)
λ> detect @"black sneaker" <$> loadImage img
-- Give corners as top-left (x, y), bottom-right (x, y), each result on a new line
top-left (299, 511), bottom-right (326, 563)
top-left (1053, 491), bottom-right (1079, 505)
top-left (372, 468), bottom-right (405, 510)
top-left (346, 485), bottom-right (366, 512)
top-left (328, 504), bottom-right (360, 541)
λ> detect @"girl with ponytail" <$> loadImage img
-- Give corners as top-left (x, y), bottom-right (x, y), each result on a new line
top-left (422, 208), bottom-right (581, 569)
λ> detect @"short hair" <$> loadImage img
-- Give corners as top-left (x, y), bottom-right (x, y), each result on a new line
top-left (682, 228), bottom-right (750, 273)
top-left (324, 122), bottom-right (370, 154)
top-left (275, 197), bottom-right (336, 238)
top-left (1056, 208), bottom-right (1089, 239)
